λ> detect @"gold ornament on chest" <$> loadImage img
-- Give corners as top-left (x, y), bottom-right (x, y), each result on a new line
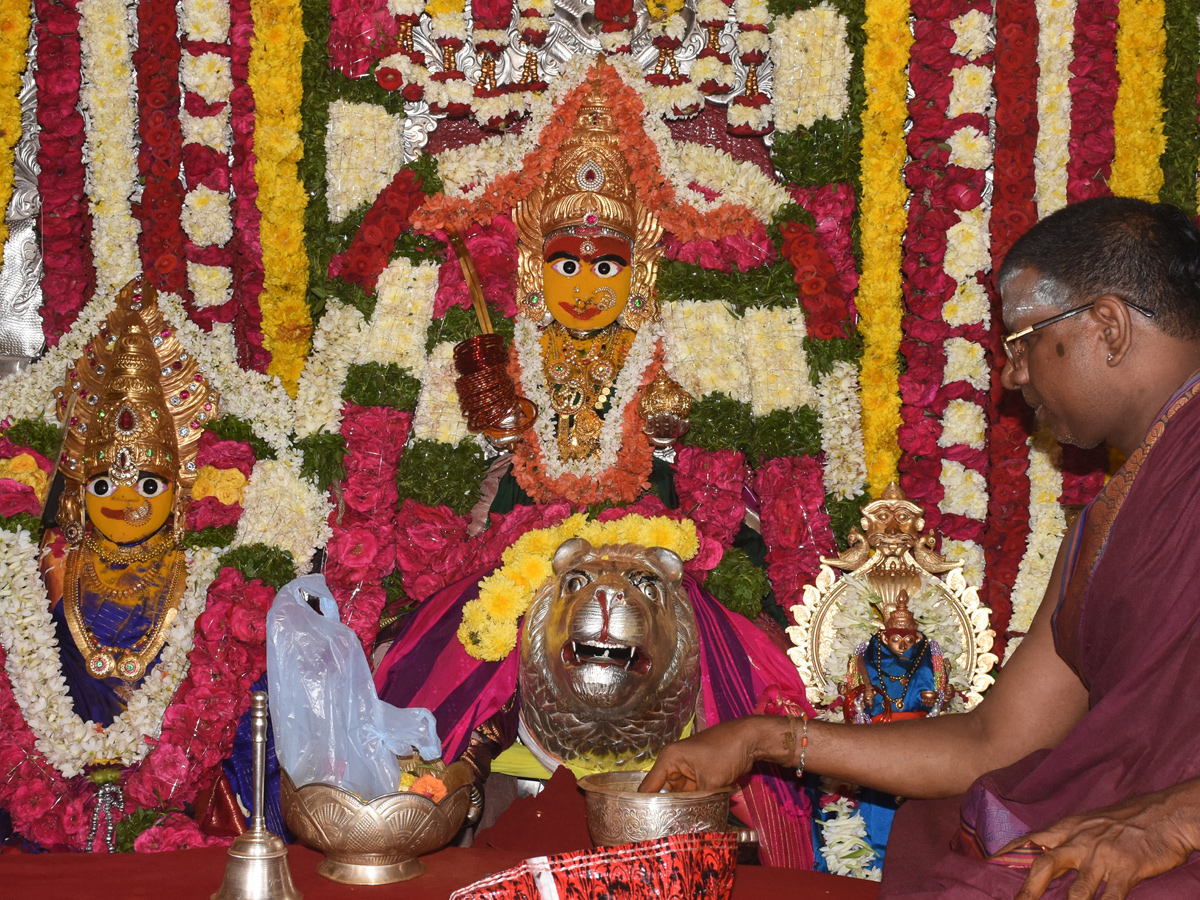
top-left (541, 322), bottom-right (634, 461)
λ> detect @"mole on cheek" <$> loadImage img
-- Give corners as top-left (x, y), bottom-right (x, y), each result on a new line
top-left (1056, 342), bottom-right (1065, 357)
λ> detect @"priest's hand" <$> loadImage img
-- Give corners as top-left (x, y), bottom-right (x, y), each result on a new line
top-left (640, 717), bottom-right (765, 793)
top-left (1000, 779), bottom-right (1200, 900)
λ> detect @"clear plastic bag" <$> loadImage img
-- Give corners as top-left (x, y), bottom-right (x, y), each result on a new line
top-left (266, 574), bottom-right (441, 800)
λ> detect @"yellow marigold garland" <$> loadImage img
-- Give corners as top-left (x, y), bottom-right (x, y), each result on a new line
top-left (1109, 0), bottom-right (1166, 201)
top-left (250, 0), bottom-right (311, 395)
top-left (856, 0), bottom-right (911, 496)
top-left (458, 514), bottom-right (700, 661)
top-left (0, 7), bottom-right (30, 250)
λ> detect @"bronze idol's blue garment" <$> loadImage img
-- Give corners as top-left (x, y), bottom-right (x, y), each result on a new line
top-left (49, 532), bottom-right (177, 727)
top-left (861, 635), bottom-right (939, 718)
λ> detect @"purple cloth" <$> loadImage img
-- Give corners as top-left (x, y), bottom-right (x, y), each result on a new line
top-left (880, 376), bottom-right (1200, 897)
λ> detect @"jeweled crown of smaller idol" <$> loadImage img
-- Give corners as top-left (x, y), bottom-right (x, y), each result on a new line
top-left (53, 278), bottom-right (219, 544)
top-left (514, 64), bottom-right (664, 331)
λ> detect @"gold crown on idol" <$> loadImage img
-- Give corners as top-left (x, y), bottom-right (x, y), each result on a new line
top-left (54, 279), bottom-right (219, 536)
top-left (514, 63), bottom-right (665, 330)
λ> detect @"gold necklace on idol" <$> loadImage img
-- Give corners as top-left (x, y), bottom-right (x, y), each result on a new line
top-left (539, 322), bottom-right (635, 462)
top-left (63, 529), bottom-right (186, 683)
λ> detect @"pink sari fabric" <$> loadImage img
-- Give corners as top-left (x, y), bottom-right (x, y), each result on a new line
top-left (880, 374), bottom-right (1200, 898)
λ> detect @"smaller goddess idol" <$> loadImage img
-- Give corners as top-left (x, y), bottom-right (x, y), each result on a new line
top-left (41, 280), bottom-right (217, 726)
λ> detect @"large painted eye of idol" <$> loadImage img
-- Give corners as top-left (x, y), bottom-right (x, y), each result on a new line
top-left (85, 471), bottom-right (175, 544)
top-left (543, 232), bottom-right (633, 331)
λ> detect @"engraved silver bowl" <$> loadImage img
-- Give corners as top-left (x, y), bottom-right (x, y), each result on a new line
top-left (578, 771), bottom-right (733, 846)
top-left (280, 761), bottom-right (475, 885)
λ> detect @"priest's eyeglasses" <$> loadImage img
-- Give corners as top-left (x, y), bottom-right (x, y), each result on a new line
top-left (1003, 298), bottom-right (1155, 367)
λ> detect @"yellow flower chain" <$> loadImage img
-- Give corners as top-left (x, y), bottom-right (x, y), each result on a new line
top-left (1109, 0), bottom-right (1166, 201)
top-left (250, 0), bottom-right (311, 395)
top-left (0, 454), bottom-right (48, 502)
top-left (0, 9), bottom-right (30, 250)
top-left (856, 0), bottom-right (911, 496)
top-left (458, 514), bottom-right (700, 661)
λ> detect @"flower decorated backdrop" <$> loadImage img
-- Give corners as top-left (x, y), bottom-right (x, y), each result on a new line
top-left (0, 0), bottom-right (1198, 855)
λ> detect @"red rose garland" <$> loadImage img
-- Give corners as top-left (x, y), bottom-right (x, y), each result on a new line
top-left (983, 0), bottom-right (1039, 643)
top-left (328, 0), bottom-right (403, 79)
top-left (791, 183), bottom-right (859, 312)
top-left (1066, 0), bottom-right (1118, 203)
top-left (34, 0), bottom-right (95, 346)
top-left (324, 404), bottom-right (411, 654)
top-left (673, 447), bottom-right (748, 550)
top-left (229, 0), bottom-right (271, 372)
top-left (753, 456), bottom-right (835, 622)
top-left (328, 168), bottom-right (429, 292)
top-left (777, 219), bottom-right (851, 340)
top-left (134, 0), bottom-right (189, 300)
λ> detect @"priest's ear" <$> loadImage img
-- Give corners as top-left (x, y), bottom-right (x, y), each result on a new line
top-left (1092, 293), bottom-right (1137, 367)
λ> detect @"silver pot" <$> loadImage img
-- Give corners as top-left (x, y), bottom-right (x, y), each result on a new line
top-left (578, 771), bottom-right (738, 847)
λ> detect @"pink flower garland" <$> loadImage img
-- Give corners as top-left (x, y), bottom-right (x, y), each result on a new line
top-left (324, 405), bottom-right (410, 653)
top-left (34, 0), bottom-right (95, 345)
top-left (328, 0), bottom-right (402, 79)
top-left (753, 456), bottom-right (835, 622)
top-left (673, 446), bottom-right (747, 550)
top-left (791, 183), bottom-right (859, 310)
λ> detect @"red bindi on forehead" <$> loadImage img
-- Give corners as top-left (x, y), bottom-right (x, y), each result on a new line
top-left (543, 233), bottom-right (631, 263)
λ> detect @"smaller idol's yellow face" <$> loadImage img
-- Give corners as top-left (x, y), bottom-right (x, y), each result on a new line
top-left (85, 471), bottom-right (175, 544)
top-left (542, 233), bottom-right (633, 332)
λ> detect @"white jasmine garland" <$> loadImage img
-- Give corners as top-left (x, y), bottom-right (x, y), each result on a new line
top-left (473, 92), bottom-right (532, 126)
top-left (772, 4), bottom-right (852, 133)
top-left (0, 528), bottom-right (219, 777)
top-left (388, 0), bottom-right (423, 15)
top-left (411, 341), bottom-right (472, 446)
top-left (733, 0), bottom-right (770, 27)
top-left (727, 100), bottom-right (773, 131)
top-left (325, 101), bottom-right (406, 223)
top-left (947, 64), bottom-right (993, 118)
top-left (740, 306), bottom-right (814, 415)
top-left (180, 0), bottom-right (230, 41)
top-left (658, 300), bottom-right (751, 403)
top-left (180, 108), bottom-right (232, 152)
top-left (815, 361), bottom-right (868, 500)
top-left (944, 206), bottom-right (991, 283)
top-left (733, 30), bottom-right (770, 56)
top-left (946, 125), bottom-right (993, 170)
top-left (426, 77), bottom-right (475, 110)
top-left (1034, 0), bottom-right (1075, 213)
top-left (942, 280), bottom-right (991, 328)
top-left (697, 0), bottom-right (729, 20)
top-left (181, 186), bottom-right (234, 247)
top-left (943, 338), bottom-right (990, 390)
top-left (640, 79), bottom-right (704, 121)
top-left (359, 260), bottom-right (440, 371)
top-left (1008, 428), bottom-right (1065, 633)
top-left (187, 261), bottom-right (234, 309)
top-left (691, 55), bottom-right (735, 89)
top-left (940, 459), bottom-right (988, 521)
top-left (79, 0), bottom-right (141, 296)
top-left (180, 52), bottom-right (234, 103)
top-left (599, 31), bottom-right (631, 54)
top-left (513, 318), bottom-right (659, 480)
top-left (661, 141), bottom-right (790, 218)
top-left (233, 452), bottom-right (332, 574)
top-left (940, 538), bottom-right (986, 588)
top-left (937, 399), bottom-right (986, 450)
top-left (473, 28), bottom-right (508, 45)
top-left (950, 9), bottom-right (993, 61)
top-left (429, 11), bottom-right (467, 40)
top-left (818, 794), bottom-right (880, 880)
top-left (292, 300), bottom-right (365, 439)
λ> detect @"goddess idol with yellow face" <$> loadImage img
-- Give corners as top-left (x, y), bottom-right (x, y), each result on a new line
top-left (43, 279), bottom-right (217, 724)
top-left (509, 74), bottom-right (685, 474)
